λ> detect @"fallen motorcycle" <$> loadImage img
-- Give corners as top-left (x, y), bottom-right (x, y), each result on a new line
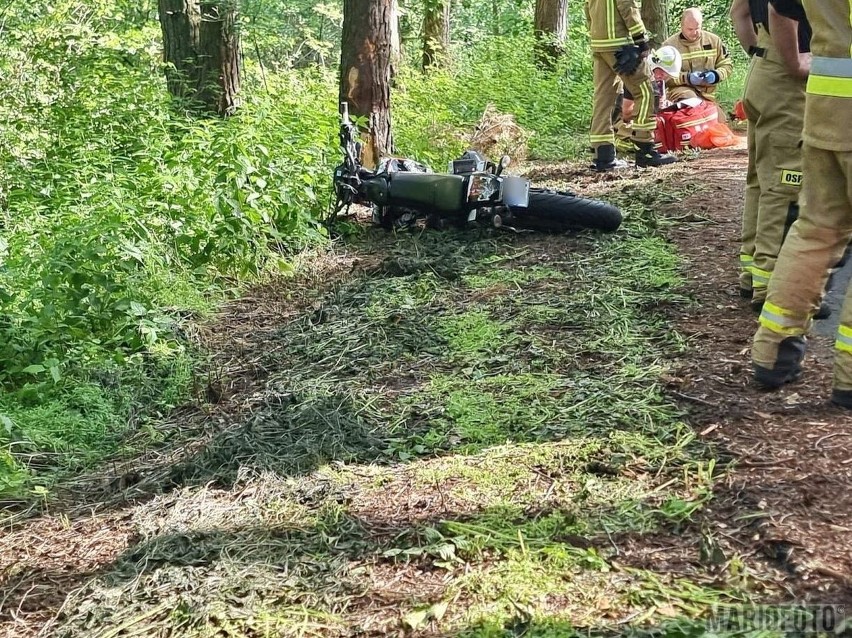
top-left (331, 102), bottom-right (622, 233)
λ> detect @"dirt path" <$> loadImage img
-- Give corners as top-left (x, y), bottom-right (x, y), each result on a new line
top-left (2, 146), bottom-right (851, 637)
top-left (664, 145), bottom-right (852, 600)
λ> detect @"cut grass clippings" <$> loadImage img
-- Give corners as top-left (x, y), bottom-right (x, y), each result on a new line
top-left (5, 171), bottom-right (778, 637)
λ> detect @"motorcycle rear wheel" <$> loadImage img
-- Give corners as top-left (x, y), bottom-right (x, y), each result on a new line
top-left (512, 188), bottom-right (622, 233)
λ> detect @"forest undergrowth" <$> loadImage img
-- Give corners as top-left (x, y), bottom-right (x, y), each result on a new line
top-left (4, 164), bottom-right (821, 638)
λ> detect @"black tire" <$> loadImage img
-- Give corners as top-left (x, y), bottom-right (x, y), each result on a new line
top-left (512, 188), bottom-right (622, 233)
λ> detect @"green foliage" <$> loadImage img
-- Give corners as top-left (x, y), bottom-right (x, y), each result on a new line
top-left (0, 0), bottom-right (343, 493)
top-left (1, 7), bottom-right (338, 387)
top-left (0, 0), bottom-right (747, 497)
top-left (394, 32), bottom-right (593, 162)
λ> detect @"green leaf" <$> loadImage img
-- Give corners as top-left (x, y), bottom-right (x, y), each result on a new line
top-left (130, 301), bottom-right (148, 316)
top-left (22, 364), bottom-right (45, 374)
top-left (0, 415), bottom-right (14, 435)
top-left (402, 608), bottom-right (429, 631)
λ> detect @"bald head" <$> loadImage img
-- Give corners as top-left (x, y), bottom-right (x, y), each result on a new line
top-left (681, 8), bottom-right (703, 42)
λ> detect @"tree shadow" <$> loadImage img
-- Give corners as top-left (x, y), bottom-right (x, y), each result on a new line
top-left (27, 470), bottom-right (849, 638)
top-left (34, 224), bottom-right (666, 510)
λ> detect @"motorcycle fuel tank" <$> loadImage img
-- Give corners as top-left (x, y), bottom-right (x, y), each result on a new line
top-left (387, 173), bottom-right (467, 213)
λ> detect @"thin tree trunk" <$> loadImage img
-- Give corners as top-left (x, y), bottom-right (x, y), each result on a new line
top-left (422, 0), bottom-right (450, 70)
top-left (158, 0), bottom-right (201, 100)
top-left (198, 1), bottom-right (240, 114)
top-left (491, 0), bottom-right (499, 36)
top-left (641, 0), bottom-right (668, 48)
top-left (533, 0), bottom-right (568, 65)
top-left (390, 0), bottom-right (402, 77)
top-left (340, 0), bottom-right (395, 168)
top-left (158, 0), bottom-right (241, 115)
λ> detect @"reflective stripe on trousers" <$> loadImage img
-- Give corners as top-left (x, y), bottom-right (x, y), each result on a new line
top-left (759, 301), bottom-right (809, 336)
top-left (837, 324), bottom-right (852, 354)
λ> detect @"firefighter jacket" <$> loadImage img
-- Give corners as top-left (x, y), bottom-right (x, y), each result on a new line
top-left (584, 0), bottom-right (646, 52)
top-left (662, 30), bottom-right (733, 97)
top-left (780, 0), bottom-right (852, 151)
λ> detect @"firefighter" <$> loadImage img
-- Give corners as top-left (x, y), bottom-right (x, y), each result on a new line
top-left (730, 0), bottom-right (759, 297)
top-left (615, 46), bottom-right (683, 148)
top-left (730, 0), bottom-right (809, 310)
top-left (751, 0), bottom-right (852, 408)
top-left (585, 0), bottom-right (676, 170)
top-left (663, 8), bottom-right (733, 110)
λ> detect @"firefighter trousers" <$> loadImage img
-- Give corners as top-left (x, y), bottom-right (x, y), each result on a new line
top-left (590, 51), bottom-right (654, 150)
top-left (740, 94), bottom-right (759, 291)
top-left (741, 53), bottom-right (805, 303)
top-left (753, 145), bottom-right (852, 390)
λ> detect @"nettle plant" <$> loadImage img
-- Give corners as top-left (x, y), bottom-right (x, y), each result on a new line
top-left (0, 16), bottom-right (339, 386)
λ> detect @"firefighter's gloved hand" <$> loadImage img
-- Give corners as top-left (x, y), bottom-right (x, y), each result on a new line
top-left (687, 71), bottom-right (708, 86)
top-left (701, 70), bottom-right (720, 84)
top-left (614, 44), bottom-right (642, 75)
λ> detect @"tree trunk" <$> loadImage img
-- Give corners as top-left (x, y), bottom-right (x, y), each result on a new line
top-left (533, 0), bottom-right (568, 65)
top-left (641, 0), bottom-right (667, 48)
top-left (158, 0), bottom-right (241, 115)
top-left (390, 0), bottom-right (402, 76)
top-left (340, 0), bottom-right (395, 169)
top-left (422, 0), bottom-right (450, 70)
top-left (491, 0), bottom-right (500, 36)
top-left (159, 0), bottom-right (201, 99)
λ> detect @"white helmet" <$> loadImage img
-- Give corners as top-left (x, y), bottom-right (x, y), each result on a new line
top-left (650, 45), bottom-right (682, 77)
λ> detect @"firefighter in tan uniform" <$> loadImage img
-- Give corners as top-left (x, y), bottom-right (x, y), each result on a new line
top-left (585, 0), bottom-right (676, 170)
top-left (730, 0), bottom-right (760, 296)
top-left (663, 8), bottom-right (734, 106)
top-left (752, 0), bottom-right (852, 408)
top-left (731, 0), bottom-right (809, 309)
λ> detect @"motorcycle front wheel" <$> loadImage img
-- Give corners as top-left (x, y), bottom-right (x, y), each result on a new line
top-left (512, 188), bottom-right (622, 233)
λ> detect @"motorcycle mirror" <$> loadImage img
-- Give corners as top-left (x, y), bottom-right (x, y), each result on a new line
top-left (496, 155), bottom-right (511, 176)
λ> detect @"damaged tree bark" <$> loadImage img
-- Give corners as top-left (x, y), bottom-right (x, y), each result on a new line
top-left (340, 0), bottom-right (395, 168)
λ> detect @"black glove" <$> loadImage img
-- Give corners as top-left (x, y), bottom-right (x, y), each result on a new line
top-left (614, 35), bottom-right (649, 75)
top-left (614, 44), bottom-right (642, 75)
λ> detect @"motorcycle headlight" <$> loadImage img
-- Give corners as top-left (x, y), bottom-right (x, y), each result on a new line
top-left (466, 174), bottom-right (500, 203)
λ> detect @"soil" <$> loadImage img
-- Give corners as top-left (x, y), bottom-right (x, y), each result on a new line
top-left (2, 141), bottom-right (851, 637)
top-left (662, 142), bottom-right (852, 603)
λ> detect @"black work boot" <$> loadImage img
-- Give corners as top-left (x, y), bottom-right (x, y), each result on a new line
top-left (753, 336), bottom-right (806, 389)
top-left (831, 388), bottom-right (852, 409)
top-left (635, 142), bottom-right (677, 168)
top-left (591, 144), bottom-right (628, 172)
top-left (813, 302), bottom-right (832, 320)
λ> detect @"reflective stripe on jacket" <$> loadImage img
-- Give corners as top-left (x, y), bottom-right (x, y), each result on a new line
top-left (585, 0), bottom-right (646, 52)
top-left (796, 0), bottom-right (852, 150)
top-left (662, 31), bottom-right (733, 95)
